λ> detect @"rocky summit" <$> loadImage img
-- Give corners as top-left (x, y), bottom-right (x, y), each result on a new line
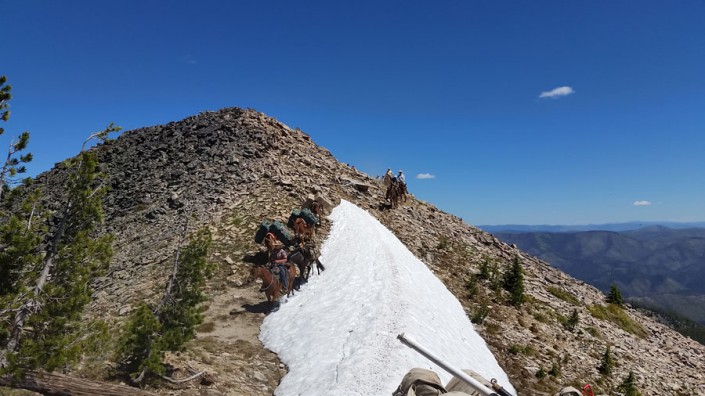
top-left (19, 108), bottom-right (705, 395)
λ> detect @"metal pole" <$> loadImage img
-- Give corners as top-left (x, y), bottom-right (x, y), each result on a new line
top-left (397, 333), bottom-right (505, 396)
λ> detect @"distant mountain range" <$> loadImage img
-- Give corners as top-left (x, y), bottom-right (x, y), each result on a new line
top-left (493, 226), bottom-right (705, 324)
top-left (480, 221), bottom-right (705, 233)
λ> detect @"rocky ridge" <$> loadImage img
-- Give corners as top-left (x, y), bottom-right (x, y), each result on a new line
top-left (20, 108), bottom-right (705, 395)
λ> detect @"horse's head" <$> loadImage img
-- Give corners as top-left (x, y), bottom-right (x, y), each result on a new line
top-left (247, 264), bottom-right (263, 284)
top-left (243, 250), bottom-right (269, 266)
top-left (311, 201), bottom-right (322, 216)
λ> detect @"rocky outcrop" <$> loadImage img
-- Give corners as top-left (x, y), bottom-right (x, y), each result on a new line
top-left (21, 108), bottom-right (705, 395)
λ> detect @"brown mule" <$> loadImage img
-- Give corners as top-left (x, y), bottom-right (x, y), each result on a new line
top-left (294, 217), bottom-right (315, 242)
top-left (249, 264), bottom-right (297, 312)
top-left (310, 201), bottom-right (323, 226)
top-left (277, 263), bottom-right (297, 298)
top-left (288, 244), bottom-right (325, 285)
top-left (249, 265), bottom-right (281, 313)
top-left (386, 180), bottom-right (407, 208)
top-left (386, 181), bottom-right (401, 208)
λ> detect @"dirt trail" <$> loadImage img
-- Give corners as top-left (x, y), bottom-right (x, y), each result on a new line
top-left (160, 276), bottom-right (284, 396)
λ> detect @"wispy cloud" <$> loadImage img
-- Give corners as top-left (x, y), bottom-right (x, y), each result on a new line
top-left (539, 86), bottom-right (575, 99)
top-left (184, 54), bottom-right (198, 65)
top-left (416, 173), bottom-right (435, 180)
top-left (633, 200), bottom-right (652, 206)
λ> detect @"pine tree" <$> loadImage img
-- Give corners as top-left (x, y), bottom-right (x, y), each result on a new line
top-left (115, 304), bottom-right (166, 381)
top-left (0, 125), bottom-right (119, 372)
top-left (465, 274), bottom-right (478, 298)
top-left (0, 76), bottom-right (32, 201)
top-left (618, 370), bottom-right (641, 396)
top-left (0, 76), bottom-right (10, 122)
top-left (0, 188), bottom-right (43, 297)
top-left (606, 283), bottom-right (623, 306)
top-left (548, 362), bottom-right (560, 377)
top-left (158, 227), bottom-right (214, 350)
top-left (597, 345), bottom-right (614, 376)
top-left (503, 256), bottom-right (525, 307)
top-left (478, 256), bottom-right (492, 280)
top-left (116, 227), bottom-right (214, 383)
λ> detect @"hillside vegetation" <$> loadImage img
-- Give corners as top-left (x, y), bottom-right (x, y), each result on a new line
top-left (495, 228), bottom-right (705, 325)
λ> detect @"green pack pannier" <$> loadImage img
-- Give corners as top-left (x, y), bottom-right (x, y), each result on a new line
top-left (299, 208), bottom-right (318, 226)
top-left (254, 220), bottom-right (272, 244)
top-left (269, 220), bottom-right (295, 246)
top-left (287, 209), bottom-right (302, 229)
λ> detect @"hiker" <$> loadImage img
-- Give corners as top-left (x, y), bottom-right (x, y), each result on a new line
top-left (397, 170), bottom-right (406, 185)
top-left (269, 240), bottom-right (289, 292)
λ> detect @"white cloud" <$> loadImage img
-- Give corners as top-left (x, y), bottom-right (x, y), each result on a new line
top-left (416, 173), bottom-right (435, 180)
top-left (633, 200), bottom-right (652, 206)
top-left (539, 86), bottom-right (575, 99)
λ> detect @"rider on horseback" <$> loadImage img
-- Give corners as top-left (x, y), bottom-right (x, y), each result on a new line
top-left (397, 170), bottom-right (407, 197)
top-left (383, 168), bottom-right (394, 188)
top-left (269, 239), bottom-right (289, 292)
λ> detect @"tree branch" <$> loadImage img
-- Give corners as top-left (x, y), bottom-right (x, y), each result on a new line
top-left (0, 370), bottom-right (156, 395)
top-left (160, 370), bottom-right (205, 384)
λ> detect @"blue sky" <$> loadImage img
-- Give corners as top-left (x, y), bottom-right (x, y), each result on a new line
top-left (3, 0), bottom-right (704, 225)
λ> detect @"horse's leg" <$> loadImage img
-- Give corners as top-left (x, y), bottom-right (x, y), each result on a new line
top-left (297, 262), bottom-right (305, 287)
top-left (271, 283), bottom-right (281, 311)
top-left (315, 258), bottom-right (325, 274)
top-left (282, 266), bottom-right (290, 298)
top-left (300, 261), bottom-right (306, 282)
top-left (288, 266), bottom-right (296, 297)
top-left (265, 290), bottom-right (273, 313)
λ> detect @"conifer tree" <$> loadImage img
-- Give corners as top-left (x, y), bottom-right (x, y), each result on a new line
top-left (478, 256), bottom-right (492, 280)
top-left (0, 187), bottom-right (43, 297)
top-left (0, 125), bottom-right (119, 372)
top-left (115, 304), bottom-right (166, 380)
top-left (503, 255), bottom-right (525, 307)
top-left (158, 227), bottom-right (214, 350)
top-left (606, 283), bottom-right (623, 306)
top-left (597, 345), bottom-right (614, 375)
top-left (618, 370), bottom-right (641, 396)
top-left (116, 227), bottom-right (213, 384)
top-left (0, 76), bottom-right (32, 201)
top-left (0, 76), bottom-right (10, 121)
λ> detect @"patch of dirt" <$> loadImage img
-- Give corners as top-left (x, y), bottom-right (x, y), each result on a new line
top-left (159, 282), bottom-right (286, 396)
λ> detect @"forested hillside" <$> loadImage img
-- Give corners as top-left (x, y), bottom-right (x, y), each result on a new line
top-left (495, 227), bottom-right (705, 325)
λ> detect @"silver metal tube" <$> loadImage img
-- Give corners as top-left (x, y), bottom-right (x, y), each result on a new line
top-left (397, 333), bottom-right (503, 396)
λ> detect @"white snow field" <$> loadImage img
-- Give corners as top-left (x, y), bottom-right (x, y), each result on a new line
top-left (260, 200), bottom-right (515, 396)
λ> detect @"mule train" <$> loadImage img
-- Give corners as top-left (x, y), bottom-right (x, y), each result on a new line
top-left (249, 204), bottom-right (325, 312)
